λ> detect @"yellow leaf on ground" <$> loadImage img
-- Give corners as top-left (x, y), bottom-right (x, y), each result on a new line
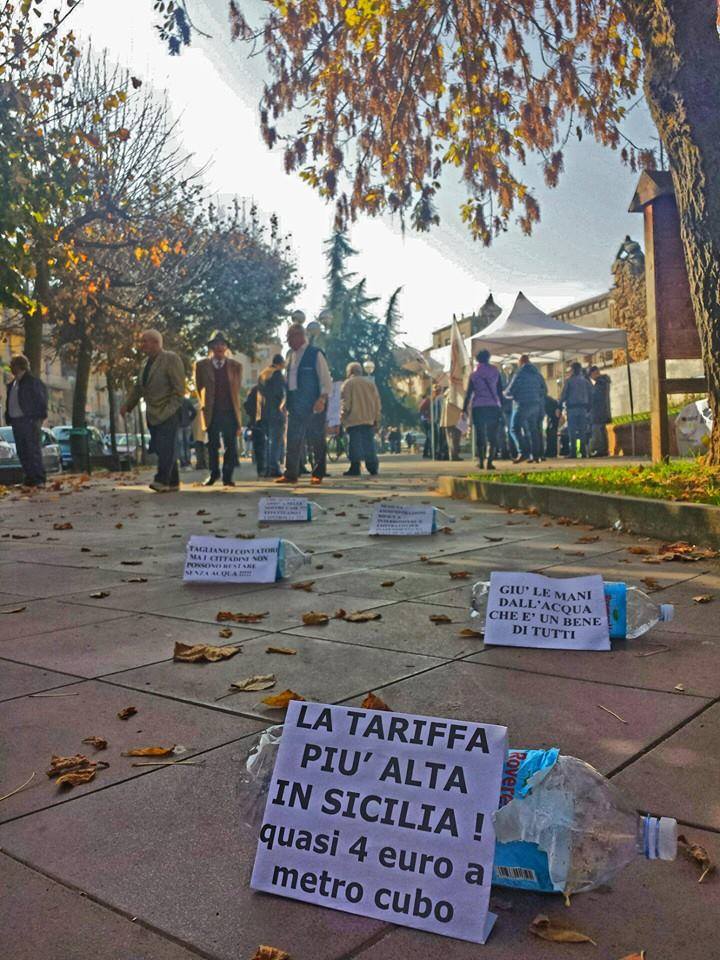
top-left (262, 689), bottom-right (306, 709)
top-left (362, 692), bottom-right (391, 711)
top-left (529, 914), bottom-right (596, 944)
top-left (81, 736), bottom-right (107, 750)
top-left (250, 947), bottom-right (290, 960)
top-left (628, 546), bottom-right (653, 555)
top-left (291, 580), bottom-right (315, 592)
top-left (53, 522), bottom-right (73, 530)
top-left (458, 628), bottom-right (483, 638)
top-left (173, 642), bottom-right (241, 663)
top-left (577, 535), bottom-right (600, 543)
top-left (230, 674), bottom-right (276, 692)
top-left (429, 614), bottom-right (452, 624)
top-left (343, 611), bottom-right (382, 623)
top-left (117, 706), bottom-right (137, 720)
top-left (449, 571), bottom-right (471, 580)
top-left (266, 646), bottom-right (297, 655)
top-left (618, 953), bottom-right (645, 960)
top-left (46, 754), bottom-right (93, 778)
top-left (218, 628), bottom-right (233, 639)
top-left (216, 611), bottom-right (269, 623)
top-left (302, 611), bottom-right (330, 626)
top-left (122, 746), bottom-right (176, 757)
top-left (56, 768), bottom-right (97, 788)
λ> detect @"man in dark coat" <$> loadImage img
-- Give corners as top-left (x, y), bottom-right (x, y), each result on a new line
top-left (560, 361), bottom-right (593, 458)
top-left (4, 355), bottom-right (48, 487)
top-left (589, 366), bottom-right (612, 457)
top-left (257, 353), bottom-right (286, 477)
top-left (505, 355), bottom-right (547, 463)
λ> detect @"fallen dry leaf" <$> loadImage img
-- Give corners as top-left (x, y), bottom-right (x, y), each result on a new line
top-left (641, 555), bottom-right (663, 565)
top-left (262, 689), bottom-right (306, 709)
top-left (342, 610), bottom-right (382, 623)
top-left (173, 642), bottom-right (241, 663)
top-left (458, 628), bottom-right (483, 638)
top-left (81, 736), bottom-right (107, 750)
top-left (523, 506), bottom-right (540, 516)
top-left (361, 692), bottom-right (391, 711)
top-left (89, 590), bottom-right (110, 599)
top-left (218, 628), bottom-right (233, 639)
top-left (577, 535), bottom-right (600, 543)
top-left (333, 608), bottom-right (347, 619)
top-left (302, 611), bottom-right (330, 626)
top-left (123, 576), bottom-right (148, 583)
top-left (484, 536), bottom-right (503, 542)
top-left (380, 580), bottom-right (397, 587)
top-left (120, 560), bottom-right (142, 566)
top-left (332, 552), bottom-right (343, 558)
top-left (53, 522), bottom-right (73, 530)
top-left (266, 646), bottom-right (297, 655)
top-left (46, 754), bottom-right (94, 778)
top-left (229, 674), bottom-right (276, 692)
top-left (674, 683), bottom-right (685, 692)
top-left (439, 526), bottom-right (454, 534)
top-left (0, 605), bottom-right (26, 614)
top-left (115, 522), bottom-right (123, 528)
top-left (529, 914), bottom-right (596, 945)
top-left (250, 947), bottom-right (290, 960)
top-left (449, 571), bottom-right (472, 580)
top-left (55, 768), bottom-right (97, 788)
top-left (618, 953), bottom-right (646, 960)
top-left (693, 595), bottom-right (714, 604)
top-left (429, 614), bottom-right (453, 624)
top-left (117, 706), bottom-right (137, 720)
top-left (216, 611), bottom-right (269, 624)
top-left (641, 577), bottom-right (661, 592)
top-left (678, 833), bottom-right (716, 883)
top-left (122, 746), bottom-right (176, 757)
top-left (291, 580), bottom-right (315, 592)
top-left (628, 546), bottom-right (653, 555)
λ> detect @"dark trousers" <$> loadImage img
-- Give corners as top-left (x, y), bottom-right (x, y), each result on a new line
top-left (261, 417), bottom-right (285, 476)
top-left (347, 424), bottom-right (378, 474)
top-left (445, 425), bottom-right (461, 460)
top-left (421, 420), bottom-right (431, 457)
top-left (10, 417), bottom-right (45, 485)
top-left (567, 407), bottom-right (589, 458)
top-left (148, 412), bottom-right (180, 487)
top-left (510, 402), bottom-right (542, 459)
top-left (472, 406), bottom-right (501, 464)
top-left (590, 422), bottom-right (609, 457)
top-left (208, 409), bottom-right (238, 481)
top-left (251, 423), bottom-right (266, 477)
top-left (285, 407), bottom-right (326, 481)
top-left (545, 422), bottom-right (559, 458)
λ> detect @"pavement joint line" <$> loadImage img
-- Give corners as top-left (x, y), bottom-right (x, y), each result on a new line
top-left (0, 610), bottom-right (129, 644)
top-left (604, 692), bottom-right (720, 784)
top-left (0, 725), bottom-right (264, 829)
top-left (0, 849), bottom-right (223, 960)
top-left (674, 818), bottom-right (720, 836)
top-left (454, 649), bottom-right (720, 699)
top-left (331, 924), bottom-right (395, 960)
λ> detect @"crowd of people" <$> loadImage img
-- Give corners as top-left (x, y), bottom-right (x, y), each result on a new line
top-left (417, 352), bottom-right (612, 469)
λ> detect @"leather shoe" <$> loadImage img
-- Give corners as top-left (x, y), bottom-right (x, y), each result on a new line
top-left (310, 476), bottom-right (323, 485)
top-left (202, 475), bottom-right (219, 487)
top-left (275, 476), bottom-right (296, 484)
top-left (223, 480), bottom-right (236, 487)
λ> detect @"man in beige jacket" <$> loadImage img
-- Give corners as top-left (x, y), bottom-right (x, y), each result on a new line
top-left (194, 332), bottom-right (243, 486)
top-left (120, 329), bottom-right (185, 492)
top-left (340, 362), bottom-right (381, 476)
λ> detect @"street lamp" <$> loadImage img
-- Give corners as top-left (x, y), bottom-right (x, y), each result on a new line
top-left (363, 359), bottom-right (376, 376)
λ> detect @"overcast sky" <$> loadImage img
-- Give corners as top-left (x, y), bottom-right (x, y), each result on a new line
top-left (73, 0), bottom-right (657, 346)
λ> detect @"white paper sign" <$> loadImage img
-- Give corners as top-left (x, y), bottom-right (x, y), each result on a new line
top-left (251, 701), bottom-right (508, 944)
top-left (183, 536), bottom-right (280, 583)
top-left (369, 503), bottom-right (435, 536)
top-left (259, 497), bottom-right (310, 523)
top-left (484, 572), bottom-right (610, 651)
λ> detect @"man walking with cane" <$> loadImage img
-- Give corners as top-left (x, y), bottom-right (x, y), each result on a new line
top-left (5, 354), bottom-right (48, 488)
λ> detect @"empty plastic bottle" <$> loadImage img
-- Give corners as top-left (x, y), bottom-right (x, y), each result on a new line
top-left (278, 540), bottom-right (312, 579)
top-left (493, 749), bottom-right (677, 894)
top-left (471, 579), bottom-right (674, 639)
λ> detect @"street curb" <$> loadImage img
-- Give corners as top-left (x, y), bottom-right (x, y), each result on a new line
top-left (437, 475), bottom-right (720, 548)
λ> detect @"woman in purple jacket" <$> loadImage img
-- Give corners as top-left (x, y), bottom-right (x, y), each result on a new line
top-left (463, 350), bottom-right (503, 469)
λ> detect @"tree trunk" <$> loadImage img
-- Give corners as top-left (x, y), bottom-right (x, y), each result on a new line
top-left (106, 367), bottom-right (118, 460)
top-left (630, 0), bottom-right (720, 462)
top-left (24, 255), bottom-right (51, 376)
top-left (71, 325), bottom-right (92, 472)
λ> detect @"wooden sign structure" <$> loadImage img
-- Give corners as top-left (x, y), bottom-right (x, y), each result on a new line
top-left (630, 170), bottom-right (707, 461)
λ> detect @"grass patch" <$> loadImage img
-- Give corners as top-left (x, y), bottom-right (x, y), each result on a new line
top-left (468, 460), bottom-right (720, 506)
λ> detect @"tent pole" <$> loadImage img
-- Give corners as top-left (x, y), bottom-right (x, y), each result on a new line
top-left (625, 346), bottom-right (636, 457)
top-left (430, 375), bottom-right (436, 460)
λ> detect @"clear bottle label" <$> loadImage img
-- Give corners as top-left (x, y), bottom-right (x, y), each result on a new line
top-left (604, 582), bottom-right (627, 638)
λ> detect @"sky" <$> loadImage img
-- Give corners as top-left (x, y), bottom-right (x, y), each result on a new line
top-left (72, 0), bottom-right (657, 347)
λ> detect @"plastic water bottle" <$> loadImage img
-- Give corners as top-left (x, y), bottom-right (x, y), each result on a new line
top-left (471, 579), bottom-right (674, 639)
top-left (493, 749), bottom-right (677, 894)
top-left (278, 540), bottom-right (312, 578)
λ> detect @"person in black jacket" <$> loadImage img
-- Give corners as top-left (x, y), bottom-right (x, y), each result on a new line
top-left (4, 355), bottom-right (48, 487)
top-left (257, 354), bottom-right (286, 477)
top-left (589, 366), bottom-right (612, 456)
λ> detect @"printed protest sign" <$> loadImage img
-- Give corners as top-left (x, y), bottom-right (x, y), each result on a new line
top-left (484, 572), bottom-right (610, 651)
top-left (259, 497), bottom-right (310, 523)
top-left (183, 536), bottom-right (280, 584)
top-left (251, 701), bottom-right (508, 944)
top-left (369, 503), bottom-right (435, 536)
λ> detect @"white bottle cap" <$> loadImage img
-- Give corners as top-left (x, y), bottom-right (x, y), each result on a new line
top-left (643, 815), bottom-right (677, 860)
top-left (659, 604), bottom-right (674, 623)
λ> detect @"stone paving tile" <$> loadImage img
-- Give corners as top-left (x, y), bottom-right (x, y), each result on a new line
top-left (0, 614), bottom-right (262, 679)
top-left (353, 826), bottom-right (720, 960)
top-left (341, 659), bottom-right (707, 775)
top-left (0, 560), bottom-right (128, 599)
top-left (640, 571), bottom-right (720, 637)
top-left (0, 599), bottom-right (127, 642)
top-left (412, 584), bottom-right (477, 610)
top-left (285, 599), bottom-right (480, 658)
top-left (0, 740), bottom-right (387, 960)
top-left (1, 854), bottom-right (204, 960)
top-left (104, 633), bottom-right (440, 721)
top-left (0, 659), bottom-right (80, 701)
top-left (309, 567), bottom-right (468, 601)
top-left (0, 680), bottom-right (263, 823)
top-left (613, 702), bottom-right (720, 830)
top-left (467, 629), bottom-right (720, 698)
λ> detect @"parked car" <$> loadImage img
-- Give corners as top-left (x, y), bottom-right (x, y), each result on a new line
top-left (51, 425), bottom-right (107, 468)
top-left (0, 426), bottom-right (62, 477)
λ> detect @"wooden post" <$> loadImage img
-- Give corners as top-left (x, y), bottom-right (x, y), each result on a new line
top-left (630, 172), bottom-right (705, 461)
